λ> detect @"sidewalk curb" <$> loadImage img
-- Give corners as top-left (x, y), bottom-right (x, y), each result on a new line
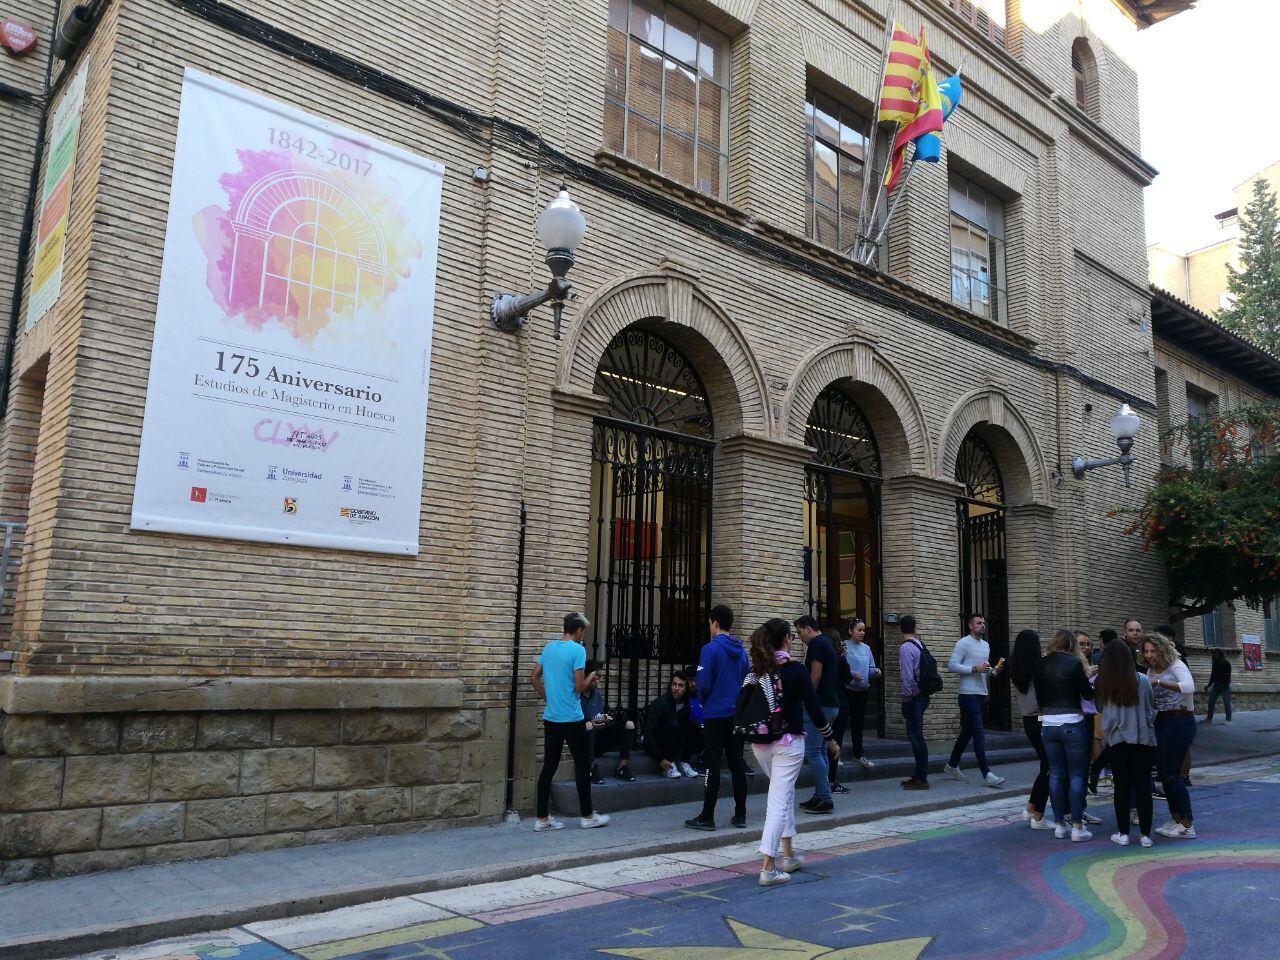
top-left (5, 749), bottom-right (1277, 960)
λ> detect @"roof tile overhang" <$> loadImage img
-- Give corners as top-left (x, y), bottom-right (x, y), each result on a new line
top-left (1151, 285), bottom-right (1280, 398)
top-left (1111, 0), bottom-right (1196, 27)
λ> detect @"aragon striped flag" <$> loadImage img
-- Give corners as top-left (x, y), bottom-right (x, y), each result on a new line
top-left (878, 24), bottom-right (925, 124)
top-left (883, 27), bottom-right (945, 191)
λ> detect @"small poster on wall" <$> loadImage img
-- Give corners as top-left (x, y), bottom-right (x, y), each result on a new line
top-left (1241, 636), bottom-right (1263, 671)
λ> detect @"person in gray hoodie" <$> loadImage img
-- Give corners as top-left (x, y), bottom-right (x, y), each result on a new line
top-left (1095, 638), bottom-right (1157, 847)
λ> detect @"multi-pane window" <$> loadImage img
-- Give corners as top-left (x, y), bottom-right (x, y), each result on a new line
top-left (604, 0), bottom-right (729, 198)
top-left (1265, 600), bottom-right (1280, 653)
top-left (804, 88), bottom-right (869, 252)
top-left (1186, 386), bottom-right (1216, 469)
top-left (949, 174), bottom-right (1008, 324)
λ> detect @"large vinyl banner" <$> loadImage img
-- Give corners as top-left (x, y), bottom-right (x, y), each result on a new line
top-left (131, 71), bottom-right (443, 554)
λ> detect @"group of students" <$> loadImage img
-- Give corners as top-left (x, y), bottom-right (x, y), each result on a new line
top-left (1009, 619), bottom-right (1200, 846)
top-left (528, 606), bottom-right (1208, 888)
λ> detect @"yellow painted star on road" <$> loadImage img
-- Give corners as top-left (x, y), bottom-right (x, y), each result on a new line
top-left (598, 917), bottom-right (932, 960)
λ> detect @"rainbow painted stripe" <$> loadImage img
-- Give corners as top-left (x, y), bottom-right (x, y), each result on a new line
top-left (986, 842), bottom-right (1280, 960)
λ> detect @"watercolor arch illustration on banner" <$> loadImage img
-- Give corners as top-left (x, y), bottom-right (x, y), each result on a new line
top-left (191, 148), bottom-right (423, 349)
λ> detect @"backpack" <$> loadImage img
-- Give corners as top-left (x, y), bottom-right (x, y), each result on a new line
top-left (912, 639), bottom-right (945, 696)
top-left (732, 672), bottom-right (786, 743)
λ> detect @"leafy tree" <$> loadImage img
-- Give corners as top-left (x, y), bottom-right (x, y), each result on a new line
top-left (1118, 403), bottom-right (1280, 621)
top-left (1218, 178), bottom-right (1280, 355)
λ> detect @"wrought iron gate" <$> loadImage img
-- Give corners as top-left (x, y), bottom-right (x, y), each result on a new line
top-left (955, 432), bottom-right (1011, 731)
top-left (586, 329), bottom-right (714, 722)
top-left (802, 383), bottom-right (884, 736)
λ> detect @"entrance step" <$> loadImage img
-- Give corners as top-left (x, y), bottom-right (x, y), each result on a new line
top-left (551, 733), bottom-right (1038, 816)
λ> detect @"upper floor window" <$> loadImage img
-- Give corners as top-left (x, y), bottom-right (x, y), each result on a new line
top-left (1071, 37), bottom-right (1099, 119)
top-left (805, 88), bottom-right (869, 253)
top-left (948, 0), bottom-right (1006, 48)
top-left (949, 173), bottom-right (1008, 325)
top-left (1186, 385), bottom-right (1217, 469)
top-left (604, 0), bottom-right (729, 198)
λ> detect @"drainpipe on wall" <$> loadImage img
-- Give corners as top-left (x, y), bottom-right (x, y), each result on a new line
top-left (503, 500), bottom-right (528, 820)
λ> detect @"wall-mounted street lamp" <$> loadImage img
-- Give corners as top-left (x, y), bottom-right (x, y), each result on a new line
top-left (490, 185), bottom-right (586, 340)
top-left (1071, 403), bottom-right (1141, 487)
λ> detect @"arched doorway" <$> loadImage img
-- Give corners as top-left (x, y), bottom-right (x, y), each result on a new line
top-left (585, 327), bottom-right (714, 724)
top-left (955, 429), bottom-right (1011, 731)
top-left (803, 382), bottom-right (884, 735)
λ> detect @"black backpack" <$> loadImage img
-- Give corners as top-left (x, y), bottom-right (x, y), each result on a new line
top-left (733, 672), bottom-right (786, 743)
top-left (912, 639), bottom-right (945, 696)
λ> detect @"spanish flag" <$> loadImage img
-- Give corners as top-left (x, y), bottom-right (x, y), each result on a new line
top-left (884, 28), bottom-right (945, 191)
top-left (878, 25), bottom-right (925, 124)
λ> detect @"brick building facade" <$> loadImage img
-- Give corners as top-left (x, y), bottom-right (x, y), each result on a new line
top-left (0, 0), bottom-right (1271, 878)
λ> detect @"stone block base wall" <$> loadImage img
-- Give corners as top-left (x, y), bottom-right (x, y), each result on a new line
top-left (0, 700), bottom-right (513, 882)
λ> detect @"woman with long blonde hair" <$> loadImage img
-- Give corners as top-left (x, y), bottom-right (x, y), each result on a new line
top-left (1033, 629), bottom-right (1095, 840)
top-left (1143, 631), bottom-right (1197, 839)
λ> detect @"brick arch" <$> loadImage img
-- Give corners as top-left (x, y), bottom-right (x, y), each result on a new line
top-left (558, 266), bottom-right (770, 438)
top-left (938, 389), bottom-right (1050, 505)
top-left (781, 338), bottom-right (933, 478)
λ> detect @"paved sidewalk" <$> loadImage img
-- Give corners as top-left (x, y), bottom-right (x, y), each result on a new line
top-left (1, 709), bottom-right (1276, 960)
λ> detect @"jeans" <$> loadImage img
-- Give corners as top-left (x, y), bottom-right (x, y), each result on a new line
top-left (1021, 715), bottom-right (1050, 815)
top-left (752, 739), bottom-right (806, 858)
top-left (901, 694), bottom-right (929, 782)
top-left (1206, 684), bottom-right (1233, 721)
top-left (1110, 742), bottom-right (1155, 835)
top-left (949, 694), bottom-right (990, 776)
top-left (804, 705), bottom-right (839, 801)
top-left (846, 690), bottom-right (870, 759)
top-left (536, 720), bottom-right (592, 818)
top-left (699, 716), bottom-right (748, 821)
top-left (1155, 712), bottom-right (1197, 823)
top-left (1041, 718), bottom-right (1090, 826)
top-left (645, 716), bottom-right (699, 764)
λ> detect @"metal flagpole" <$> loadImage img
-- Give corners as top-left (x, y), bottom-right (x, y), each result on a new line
top-left (863, 151), bottom-right (918, 264)
top-left (851, 0), bottom-right (897, 261)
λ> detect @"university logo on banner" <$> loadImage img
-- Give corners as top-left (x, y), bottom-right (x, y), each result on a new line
top-left (130, 71), bottom-right (444, 554)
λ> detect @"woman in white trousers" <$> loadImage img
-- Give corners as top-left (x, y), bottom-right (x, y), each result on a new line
top-left (744, 618), bottom-right (836, 887)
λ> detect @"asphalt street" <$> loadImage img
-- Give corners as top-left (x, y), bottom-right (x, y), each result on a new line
top-left (60, 754), bottom-right (1280, 960)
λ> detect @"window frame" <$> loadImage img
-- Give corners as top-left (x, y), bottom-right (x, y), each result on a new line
top-left (1201, 606), bottom-right (1223, 649)
top-left (604, 0), bottom-right (731, 199)
top-left (948, 173), bottom-right (1009, 326)
top-left (804, 86), bottom-right (872, 255)
top-left (1265, 599), bottom-right (1280, 654)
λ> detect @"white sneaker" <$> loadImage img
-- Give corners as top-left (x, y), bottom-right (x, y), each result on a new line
top-left (758, 868), bottom-right (791, 887)
top-left (1154, 822), bottom-right (1182, 838)
top-left (944, 763), bottom-right (968, 781)
top-left (664, 765), bottom-right (682, 780)
top-left (580, 812), bottom-right (610, 829)
top-left (1082, 811), bottom-right (1102, 825)
top-left (678, 761), bottom-right (698, 778)
top-left (1029, 816), bottom-right (1056, 831)
top-left (984, 771), bottom-right (1006, 787)
top-left (1054, 822), bottom-right (1071, 839)
top-left (1110, 833), bottom-right (1130, 846)
top-left (779, 855), bottom-right (805, 873)
top-left (1071, 827), bottom-right (1093, 842)
top-left (1171, 824), bottom-right (1196, 839)
top-left (1139, 835), bottom-right (1154, 848)
top-left (857, 756), bottom-right (876, 769)
top-left (533, 817), bottom-right (564, 832)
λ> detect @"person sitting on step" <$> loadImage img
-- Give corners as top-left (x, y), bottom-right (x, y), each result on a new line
top-left (644, 671), bottom-right (702, 779)
top-left (581, 660), bottom-right (636, 783)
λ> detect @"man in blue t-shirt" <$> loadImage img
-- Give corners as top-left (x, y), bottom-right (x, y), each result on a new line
top-left (530, 612), bottom-right (610, 831)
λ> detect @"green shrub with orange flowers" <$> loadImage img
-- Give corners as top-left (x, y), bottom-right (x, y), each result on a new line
top-left (1119, 402), bottom-right (1280, 621)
